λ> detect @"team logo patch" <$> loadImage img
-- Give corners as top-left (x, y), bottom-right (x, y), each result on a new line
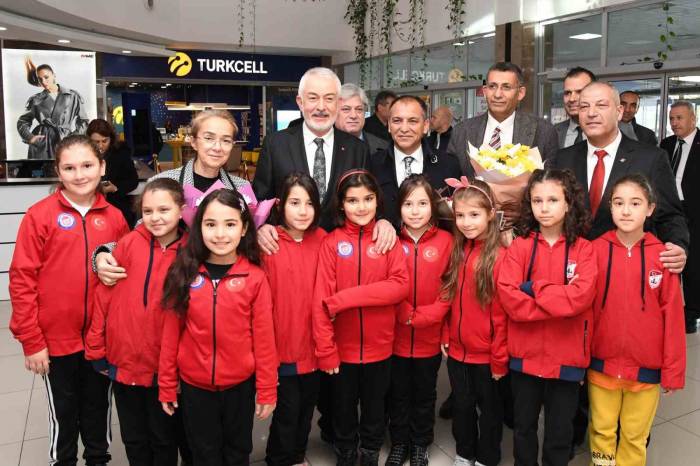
top-left (366, 244), bottom-right (381, 259)
top-left (57, 212), bottom-right (76, 230)
top-left (92, 215), bottom-right (106, 231)
top-left (423, 246), bottom-right (439, 262)
top-left (190, 274), bottom-right (205, 289)
top-left (227, 277), bottom-right (246, 292)
top-left (566, 260), bottom-right (577, 280)
top-left (337, 241), bottom-right (354, 258)
top-left (648, 270), bottom-right (662, 289)
top-left (402, 243), bottom-right (410, 256)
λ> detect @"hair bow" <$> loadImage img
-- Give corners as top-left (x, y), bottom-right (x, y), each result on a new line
top-left (445, 176), bottom-right (471, 190)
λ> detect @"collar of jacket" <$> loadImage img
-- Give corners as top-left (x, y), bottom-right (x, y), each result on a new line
top-left (599, 230), bottom-right (662, 249)
top-left (275, 225), bottom-right (322, 243)
top-left (400, 224), bottom-right (439, 244)
top-left (342, 218), bottom-right (377, 236)
top-left (197, 255), bottom-right (251, 278)
top-left (529, 230), bottom-right (566, 247)
top-left (55, 189), bottom-right (110, 212)
top-left (134, 223), bottom-right (187, 250)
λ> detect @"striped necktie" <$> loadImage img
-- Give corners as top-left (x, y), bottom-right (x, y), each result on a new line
top-left (489, 127), bottom-right (501, 150)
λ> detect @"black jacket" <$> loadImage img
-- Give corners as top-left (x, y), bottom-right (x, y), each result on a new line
top-left (369, 139), bottom-right (462, 228)
top-left (364, 114), bottom-right (391, 142)
top-left (553, 135), bottom-right (688, 251)
top-left (660, 130), bottom-right (700, 307)
top-left (631, 119), bottom-right (658, 146)
top-left (103, 145), bottom-right (139, 228)
top-left (427, 126), bottom-right (453, 157)
top-left (253, 124), bottom-right (369, 231)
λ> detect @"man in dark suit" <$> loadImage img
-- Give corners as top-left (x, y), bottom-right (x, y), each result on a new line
top-left (619, 91), bottom-right (658, 146)
top-left (554, 81), bottom-right (688, 264)
top-left (660, 100), bottom-right (699, 332)
top-left (447, 62), bottom-right (559, 176)
top-left (427, 105), bottom-right (453, 157)
top-left (335, 83), bottom-right (387, 158)
top-left (553, 67), bottom-right (597, 148)
top-left (369, 96), bottom-right (461, 227)
top-left (364, 90), bottom-right (397, 142)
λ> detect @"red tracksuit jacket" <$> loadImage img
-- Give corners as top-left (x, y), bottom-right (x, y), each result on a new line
top-left (10, 190), bottom-right (129, 357)
top-left (312, 219), bottom-right (409, 369)
top-left (497, 232), bottom-right (597, 381)
top-left (394, 226), bottom-right (452, 358)
top-left (85, 224), bottom-right (187, 387)
top-left (405, 240), bottom-right (508, 375)
top-left (262, 226), bottom-right (327, 375)
top-left (158, 257), bottom-right (279, 404)
top-left (590, 231), bottom-right (685, 390)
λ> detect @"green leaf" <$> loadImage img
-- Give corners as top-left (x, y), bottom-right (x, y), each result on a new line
top-left (662, 2), bottom-right (670, 11)
top-left (660, 34), bottom-right (667, 42)
top-left (667, 17), bottom-right (674, 24)
top-left (657, 51), bottom-right (664, 57)
top-left (670, 31), bottom-right (676, 37)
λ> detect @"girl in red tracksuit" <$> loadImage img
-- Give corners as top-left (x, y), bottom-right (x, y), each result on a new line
top-left (158, 188), bottom-right (278, 466)
top-left (588, 174), bottom-right (685, 466)
top-left (313, 169), bottom-right (409, 466)
top-left (10, 135), bottom-right (129, 466)
top-left (385, 174), bottom-right (452, 466)
top-left (401, 178), bottom-right (508, 466)
top-left (497, 168), bottom-right (597, 466)
top-left (262, 173), bottom-right (327, 466)
top-left (85, 178), bottom-right (186, 466)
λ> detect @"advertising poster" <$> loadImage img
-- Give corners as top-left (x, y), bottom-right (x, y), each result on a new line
top-left (2, 49), bottom-right (96, 160)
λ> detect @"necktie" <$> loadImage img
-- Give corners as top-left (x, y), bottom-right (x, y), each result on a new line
top-left (671, 139), bottom-right (685, 175)
top-left (403, 156), bottom-right (415, 178)
top-left (589, 150), bottom-right (607, 217)
top-left (574, 126), bottom-right (583, 144)
top-left (489, 127), bottom-right (501, 150)
top-left (313, 138), bottom-right (326, 201)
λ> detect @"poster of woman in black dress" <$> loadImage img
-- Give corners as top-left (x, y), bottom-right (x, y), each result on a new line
top-left (2, 49), bottom-right (96, 160)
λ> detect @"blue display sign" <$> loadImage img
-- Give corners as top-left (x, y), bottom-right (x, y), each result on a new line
top-left (102, 50), bottom-right (322, 83)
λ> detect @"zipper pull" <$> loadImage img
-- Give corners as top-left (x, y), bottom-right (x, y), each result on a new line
top-left (627, 246), bottom-right (632, 258)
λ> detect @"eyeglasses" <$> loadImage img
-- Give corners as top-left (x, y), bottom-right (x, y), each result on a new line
top-left (196, 136), bottom-right (234, 149)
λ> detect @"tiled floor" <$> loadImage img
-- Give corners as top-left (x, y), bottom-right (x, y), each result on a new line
top-left (1, 300), bottom-right (699, 466)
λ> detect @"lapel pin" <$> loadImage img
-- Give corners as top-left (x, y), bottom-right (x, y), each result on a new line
top-left (619, 158), bottom-right (626, 163)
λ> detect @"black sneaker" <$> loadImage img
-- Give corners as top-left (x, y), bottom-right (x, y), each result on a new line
top-left (336, 447), bottom-right (357, 466)
top-left (410, 445), bottom-right (429, 466)
top-left (385, 444), bottom-right (409, 466)
top-left (360, 447), bottom-right (380, 466)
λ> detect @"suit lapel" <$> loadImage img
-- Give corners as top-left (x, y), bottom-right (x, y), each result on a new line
top-left (291, 126), bottom-right (310, 175)
top-left (470, 113), bottom-right (488, 147)
top-left (513, 112), bottom-right (536, 147)
top-left (573, 144), bottom-right (589, 200)
top-left (682, 129), bottom-right (700, 193)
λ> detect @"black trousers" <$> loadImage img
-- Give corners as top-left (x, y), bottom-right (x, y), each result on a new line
top-left (113, 382), bottom-right (178, 466)
top-left (316, 372), bottom-right (334, 436)
top-left (180, 378), bottom-right (255, 466)
top-left (510, 371), bottom-right (580, 466)
top-left (43, 351), bottom-right (112, 466)
top-left (388, 354), bottom-right (441, 447)
top-left (333, 358), bottom-right (392, 452)
top-left (447, 358), bottom-right (503, 466)
top-left (266, 372), bottom-right (320, 466)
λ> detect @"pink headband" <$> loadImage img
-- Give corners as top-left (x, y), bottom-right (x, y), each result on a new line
top-left (445, 176), bottom-right (494, 209)
top-left (336, 169), bottom-right (371, 193)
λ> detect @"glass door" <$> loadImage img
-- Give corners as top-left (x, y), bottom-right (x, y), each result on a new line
top-left (608, 77), bottom-right (662, 139)
top-left (665, 74), bottom-right (700, 139)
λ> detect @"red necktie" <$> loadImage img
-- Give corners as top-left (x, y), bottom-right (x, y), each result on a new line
top-left (589, 149), bottom-right (607, 217)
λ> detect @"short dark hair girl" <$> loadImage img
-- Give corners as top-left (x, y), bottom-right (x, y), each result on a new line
top-left (332, 169), bottom-right (384, 228)
top-left (137, 178), bottom-right (185, 215)
top-left (397, 174), bottom-right (441, 227)
top-left (273, 172), bottom-right (321, 230)
top-left (162, 189), bottom-right (260, 313)
top-left (516, 168), bottom-right (590, 246)
top-left (610, 173), bottom-right (657, 206)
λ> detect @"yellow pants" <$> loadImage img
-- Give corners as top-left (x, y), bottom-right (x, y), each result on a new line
top-left (588, 382), bottom-right (660, 466)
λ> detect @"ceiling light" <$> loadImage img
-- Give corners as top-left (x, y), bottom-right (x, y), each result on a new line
top-left (0, 27), bottom-right (7, 31)
top-left (57, 39), bottom-right (71, 44)
top-left (671, 76), bottom-right (700, 83)
top-left (483, 33), bottom-right (495, 38)
top-left (570, 33), bottom-right (602, 40)
top-left (468, 40), bottom-right (475, 45)
top-left (161, 85), bottom-right (167, 89)
top-left (130, 82), bottom-right (138, 85)
top-left (122, 50), bottom-right (132, 54)
top-left (452, 42), bottom-right (465, 46)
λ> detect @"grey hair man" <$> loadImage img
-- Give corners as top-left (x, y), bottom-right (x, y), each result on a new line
top-left (335, 83), bottom-right (387, 156)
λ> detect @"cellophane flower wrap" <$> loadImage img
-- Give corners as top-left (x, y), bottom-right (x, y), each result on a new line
top-left (468, 142), bottom-right (543, 227)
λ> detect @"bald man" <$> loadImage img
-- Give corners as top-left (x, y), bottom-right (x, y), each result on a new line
top-left (427, 106), bottom-right (454, 157)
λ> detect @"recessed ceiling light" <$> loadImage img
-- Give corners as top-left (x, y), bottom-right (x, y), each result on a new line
top-left (468, 40), bottom-right (475, 45)
top-left (161, 85), bottom-right (167, 89)
top-left (570, 33), bottom-right (602, 40)
top-left (122, 50), bottom-right (132, 54)
top-left (0, 27), bottom-right (7, 31)
top-left (57, 39), bottom-right (71, 44)
top-left (483, 33), bottom-right (495, 38)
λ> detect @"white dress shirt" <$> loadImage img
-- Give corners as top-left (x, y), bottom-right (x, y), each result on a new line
top-left (586, 130), bottom-right (622, 191)
top-left (394, 145), bottom-right (424, 186)
top-left (674, 128), bottom-right (697, 200)
top-left (484, 111), bottom-right (516, 147)
top-left (565, 119), bottom-right (586, 148)
top-left (302, 123), bottom-right (334, 189)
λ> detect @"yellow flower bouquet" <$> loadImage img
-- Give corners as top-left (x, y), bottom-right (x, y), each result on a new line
top-left (468, 142), bottom-right (544, 232)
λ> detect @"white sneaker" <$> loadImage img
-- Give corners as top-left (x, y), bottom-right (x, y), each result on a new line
top-left (453, 455), bottom-right (475, 466)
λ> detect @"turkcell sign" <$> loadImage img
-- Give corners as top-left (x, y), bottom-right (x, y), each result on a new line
top-left (102, 50), bottom-right (321, 83)
top-left (196, 58), bottom-right (268, 74)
